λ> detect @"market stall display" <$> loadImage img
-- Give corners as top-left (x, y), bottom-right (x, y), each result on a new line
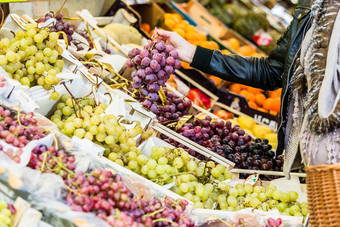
top-left (0, 0), bottom-right (330, 226)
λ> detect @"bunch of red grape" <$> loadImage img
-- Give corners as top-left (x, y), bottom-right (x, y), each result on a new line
top-left (37, 13), bottom-right (74, 43)
top-left (126, 40), bottom-right (192, 123)
top-left (0, 145), bottom-right (22, 163)
top-left (28, 145), bottom-right (76, 179)
top-left (28, 144), bottom-right (196, 227)
top-left (65, 169), bottom-right (195, 227)
top-left (0, 106), bottom-right (45, 148)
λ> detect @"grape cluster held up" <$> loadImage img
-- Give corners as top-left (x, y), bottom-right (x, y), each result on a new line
top-left (126, 39), bottom-right (192, 123)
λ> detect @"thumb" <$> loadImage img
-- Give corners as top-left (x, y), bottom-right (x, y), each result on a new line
top-left (156, 28), bottom-right (172, 38)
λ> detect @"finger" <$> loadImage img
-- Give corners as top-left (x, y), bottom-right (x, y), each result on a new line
top-left (156, 28), bottom-right (172, 38)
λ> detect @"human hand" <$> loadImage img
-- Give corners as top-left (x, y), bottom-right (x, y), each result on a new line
top-left (156, 28), bottom-right (196, 63)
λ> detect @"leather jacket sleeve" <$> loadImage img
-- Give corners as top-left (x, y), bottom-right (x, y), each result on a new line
top-left (190, 27), bottom-right (291, 91)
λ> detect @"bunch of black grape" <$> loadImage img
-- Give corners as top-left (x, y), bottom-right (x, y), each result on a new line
top-left (175, 116), bottom-right (284, 171)
top-left (126, 39), bottom-right (192, 123)
top-left (37, 13), bottom-right (74, 44)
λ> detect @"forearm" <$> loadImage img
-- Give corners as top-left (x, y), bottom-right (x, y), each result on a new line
top-left (190, 46), bottom-right (283, 90)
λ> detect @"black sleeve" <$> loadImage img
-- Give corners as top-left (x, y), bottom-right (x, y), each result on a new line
top-left (190, 26), bottom-right (291, 91)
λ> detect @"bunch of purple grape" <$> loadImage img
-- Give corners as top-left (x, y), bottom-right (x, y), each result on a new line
top-left (38, 13), bottom-right (74, 43)
top-left (126, 40), bottom-right (193, 123)
top-left (174, 116), bottom-right (284, 171)
top-left (0, 106), bottom-right (45, 148)
top-left (28, 145), bottom-right (76, 179)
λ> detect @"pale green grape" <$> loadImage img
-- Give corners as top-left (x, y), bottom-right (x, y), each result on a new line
top-left (43, 47), bottom-right (52, 57)
top-left (211, 167), bottom-right (221, 178)
top-left (74, 128), bottom-right (85, 138)
top-left (84, 132), bottom-right (93, 141)
top-left (238, 188), bottom-right (246, 196)
top-left (6, 51), bottom-right (16, 62)
top-left (147, 170), bottom-right (157, 179)
top-left (20, 77), bottom-right (30, 86)
top-left (204, 183), bottom-right (214, 194)
top-left (186, 160), bottom-right (197, 171)
top-left (258, 192), bottom-right (267, 202)
top-left (0, 55), bottom-right (8, 65)
top-left (227, 196), bottom-right (238, 207)
top-left (49, 32), bottom-right (59, 41)
top-left (250, 198), bottom-right (261, 208)
top-left (137, 155), bottom-right (148, 166)
top-left (288, 191), bottom-right (299, 202)
top-left (269, 199), bottom-right (279, 208)
top-left (128, 160), bottom-right (138, 170)
top-left (195, 184), bottom-right (205, 197)
top-left (108, 152), bottom-right (118, 161)
top-left (184, 193), bottom-right (194, 201)
top-left (173, 157), bottom-right (184, 169)
top-left (277, 202), bottom-right (288, 212)
top-left (180, 183), bottom-right (190, 193)
top-left (158, 157), bottom-right (168, 165)
top-left (62, 106), bottom-right (72, 116)
top-left (147, 159), bottom-right (157, 170)
top-left (104, 135), bottom-right (115, 145)
top-left (280, 192), bottom-right (290, 203)
top-left (155, 165), bottom-right (165, 175)
top-left (50, 91), bottom-right (59, 100)
top-left (244, 184), bottom-right (253, 194)
top-left (26, 29), bottom-right (36, 37)
top-left (229, 188), bottom-right (239, 197)
top-left (254, 186), bottom-right (265, 194)
top-left (64, 122), bottom-right (75, 134)
top-left (194, 202), bottom-right (204, 209)
top-left (272, 190), bottom-right (282, 201)
top-left (96, 133), bottom-right (106, 142)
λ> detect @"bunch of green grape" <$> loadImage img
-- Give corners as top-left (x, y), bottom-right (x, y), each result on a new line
top-left (0, 23), bottom-right (64, 99)
top-left (0, 200), bottom-right (12, 227)
top-left (50, 94), bottom-right (148, 157)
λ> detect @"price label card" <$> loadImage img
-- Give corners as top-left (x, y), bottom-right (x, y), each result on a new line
top-left (243, 173), bottom-right (259, 186)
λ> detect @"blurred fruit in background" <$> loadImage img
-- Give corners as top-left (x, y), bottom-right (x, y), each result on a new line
top-left (229, 83), bottom-right (281, 115)
top-left (214, 109), bottom-right (234, 120)
top-left (187, 88), bottom-right (211, 109)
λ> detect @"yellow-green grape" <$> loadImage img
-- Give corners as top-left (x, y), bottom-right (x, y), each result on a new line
top-left (50, 91), bottom-right (59, 100)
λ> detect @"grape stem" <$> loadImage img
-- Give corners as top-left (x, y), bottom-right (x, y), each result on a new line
top-left (142, 208), bottom-right (164, 218)
top-left (252, 198), bottom-right (269, 212)
top-left (211, 216), bottom-right (233, 227)
top-left (152, 218), bottom-right (174, 224)
top-left (40, 152), bottom-right (48, 172)
top-left (56, 0), bottom-right (68, 15)
top-left (51, 156), bottom-right (75, 176)
top-left (60, 81), bottom-right (82, 118)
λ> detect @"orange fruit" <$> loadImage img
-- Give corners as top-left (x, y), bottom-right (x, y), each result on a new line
top-left (269, 110), bottom-right (278, 116)
top-left (240, 90), bottom-right (248, 97)
top-left (257, 107), bottom-right (267, 112)
top-left (238, 45), bottom-right (256, 56)
top-left (248, 101), bottom-right (258, 109)
top-left (185, 31), bottom-right (199, 41)
top-left (209, 41), bottom-right (219, 49)
top-left (173, 28), bottom-right (185, 37)
top-left (164, 19), bottom-right (176, 29)
top-left (181, 61), bottom-right (191, 69)
top-left (245, 92), bottom-right (256, 102)
top-left (229, 83), bottom-right (241, 93)
top-left (198, 34), bottom-right (207, 41)
top-left (255, 93), bottom-right (266, 107)
top-left (226, 38), bottom-right (240, 51)
top-left (175, 23), bottom-right (186, 31)
top-left (247, 86), bottom-right (263, 94)
top-left (221, 49), bottom-right (231, 55)
top-left (263, 98), bottom-right (274, 110)
top-left (271, 97), bottom-right (281, 112)
top-left (141, 23), bottom-right (151, 33)
top-left (209, 76), bottom-right (221, 86)
top-left (172, 14), bottom-right (182, 23)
